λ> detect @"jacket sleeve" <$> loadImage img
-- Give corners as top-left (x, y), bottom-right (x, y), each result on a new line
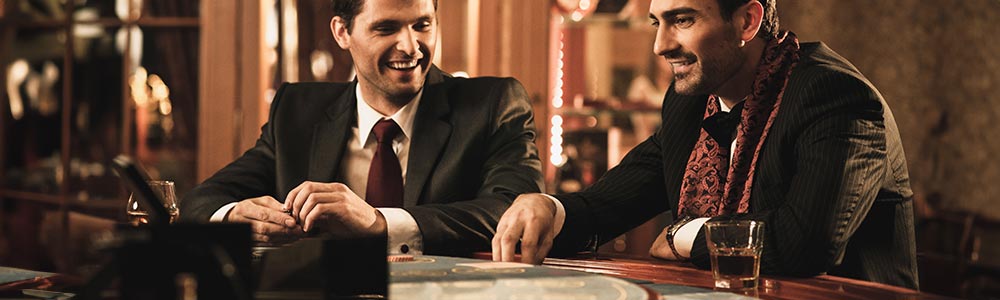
top-left (548, 129), bottom-right (672, 256)
top-left (406, 78), bottom-right (544, 255)
top-left (545, 85), bottom-right (707, 256)
top-left (178, 84), bottom-right (287, 221)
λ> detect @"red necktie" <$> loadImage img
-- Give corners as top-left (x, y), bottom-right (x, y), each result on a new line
top-left (366, 119), bottom-right (404, 207)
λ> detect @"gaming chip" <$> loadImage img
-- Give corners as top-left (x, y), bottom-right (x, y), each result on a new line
top-left (387, 255), bottom-right (415, 262)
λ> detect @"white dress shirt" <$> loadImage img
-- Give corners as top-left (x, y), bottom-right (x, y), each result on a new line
top-left (547, 96), bottom-right (739, 259)
top-left (212, 84), bottom-right (424, 255)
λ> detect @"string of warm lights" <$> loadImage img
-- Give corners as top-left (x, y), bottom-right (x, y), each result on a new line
top-left (549, 30), bottom-right (566, 167)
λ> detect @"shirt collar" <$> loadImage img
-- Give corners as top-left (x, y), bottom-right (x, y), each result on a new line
top-left (355, 83), bottom-right (421, 147)
top-left (716, 95), bottom-right (748, 113)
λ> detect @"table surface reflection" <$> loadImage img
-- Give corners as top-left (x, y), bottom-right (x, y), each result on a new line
top-left (490, 253), bottom-right (955, 300)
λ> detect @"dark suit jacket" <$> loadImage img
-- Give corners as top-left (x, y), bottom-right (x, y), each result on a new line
top-left (552, 43), bottom-right (918, 289)
top-left (180, 66), bottom-right (543, 255)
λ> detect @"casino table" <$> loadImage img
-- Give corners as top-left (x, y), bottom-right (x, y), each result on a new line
top-left (505, 253), bottom-right (956, 300)
top-left (258, 253), bottom-right (956, 300)
top-left (389, 254), bottom-right (959, 300)
top-left (1, 253), bottom-right (958, 299)
top-left (388, 256), bottom-right (652, 300)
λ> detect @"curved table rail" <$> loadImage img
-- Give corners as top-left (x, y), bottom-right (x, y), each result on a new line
top-left (474, 253), bottom-right (955, 300)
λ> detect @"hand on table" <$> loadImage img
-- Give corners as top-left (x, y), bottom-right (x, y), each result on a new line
top-left (492, 193), bottom-right (559, 264)
top-left (283, 181), bottom-right (387, 238)
top-left (649, 226), bottom-right (680, 260)
top-left (225, 196), bottom-right (304, 246)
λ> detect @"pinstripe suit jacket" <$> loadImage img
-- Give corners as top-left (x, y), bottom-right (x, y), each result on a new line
top-left (552, 42), bottom-right (918, 289)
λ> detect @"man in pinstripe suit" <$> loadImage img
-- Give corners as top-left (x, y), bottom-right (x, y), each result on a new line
top-left (493, 0), bottom-right (918, 289)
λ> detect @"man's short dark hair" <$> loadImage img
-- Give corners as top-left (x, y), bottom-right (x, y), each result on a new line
top-left (332, 0), bottom-right (439, 32)
top-left (717, 0), bottom-right (778, 40)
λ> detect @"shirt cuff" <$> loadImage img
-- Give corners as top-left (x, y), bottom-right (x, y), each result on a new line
top-left (378, 207), bottom-right (423, 255)
top-left (541, 194), bottom-right (566, 237)
top-left (210, 202), bottom-right (239, 222)
top-left (675, 217), bottom-right (710, 259)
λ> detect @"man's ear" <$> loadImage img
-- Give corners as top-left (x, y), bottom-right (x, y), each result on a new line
top-left (331, 16), bottom-right (351, 50)
top-left (736, 0), bottom-right (764, 42)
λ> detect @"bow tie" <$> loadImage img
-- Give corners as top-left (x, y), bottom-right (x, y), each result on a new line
top-left (703, 101), bottom-right (745, 147)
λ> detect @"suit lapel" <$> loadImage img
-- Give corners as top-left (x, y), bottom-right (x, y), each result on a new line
top-left (659, 84), bottom-right (708, 214)
top-left (308, 83), bottom-right (357, 182)
top-left (404, 67), bottom-right (451, 207)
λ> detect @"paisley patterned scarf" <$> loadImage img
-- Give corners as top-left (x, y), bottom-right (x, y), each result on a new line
top-left (677, 31), bottom-right (800, 218)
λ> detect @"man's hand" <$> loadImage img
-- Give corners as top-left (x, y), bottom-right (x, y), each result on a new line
top-left (226, 196), bottom-right (304, 245)
top-left (649, 226), bottom-right (679, 260)
top-left (492, 193), bottom-right (558, 264)
top-left (284, 181), bottom-right (387, 238)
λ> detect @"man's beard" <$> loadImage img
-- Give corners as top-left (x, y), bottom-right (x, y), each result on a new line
top-left (674, 37), bottom-right (746, 96)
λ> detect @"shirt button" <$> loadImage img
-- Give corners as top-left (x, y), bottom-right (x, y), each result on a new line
top-left (400, 244), bottom-right (410, 254)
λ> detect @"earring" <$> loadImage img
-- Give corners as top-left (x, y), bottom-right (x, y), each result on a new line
top-left (739, 40), bottom-right (746, 47)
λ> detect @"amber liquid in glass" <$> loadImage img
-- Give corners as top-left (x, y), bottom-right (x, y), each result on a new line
top-left (710, 247), bottom-right (760, 289)
top-left (127, 211), bottom-right (179, 226)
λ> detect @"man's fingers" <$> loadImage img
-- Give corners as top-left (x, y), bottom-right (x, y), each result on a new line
top-left (302, 202), bottom-right (342, 232)
top-left (238, 200), bottom-right (296, 227)
top-left (492, 218), bottom-right (510, 261)
top-left (228, 201), bottom-right (260, 223)
top-left (539, 223), bottom-right (557, 263)
top-left (252, 196), bottom-right (286, 211)
top-left (233, 198), bottom-right (303, 246)
top-left (499, 213), bottom-right (525, 263)
top-left (538, 239), bottom-right (554, 265)
top-left (520, 214), bottom-right (546, 264)
top-left (298, 194), bottom-right (323, 230)
top-left (250, 219), bottom-right (303, 241)
top-left (251, 219), bottom-right (291, 235)
top-left (493, 194), bottom-right (560, 264)
top-left (284, 184), bottom-right (304, 211)
top-left (292, 183), bottom-right (317, 221)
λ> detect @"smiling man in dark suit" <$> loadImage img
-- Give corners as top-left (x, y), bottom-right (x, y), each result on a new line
top-left (493, 0), bottom-right (917, 289)
top-left (179, 0), bottom-right (542, 256)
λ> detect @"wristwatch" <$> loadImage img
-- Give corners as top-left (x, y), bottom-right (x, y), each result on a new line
top-left (665, 215), bottom-right (695, 260)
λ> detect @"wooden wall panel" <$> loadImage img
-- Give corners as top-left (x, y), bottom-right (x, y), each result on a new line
top-left (239, 1), bottom-right (268, 158)
top-left (473, 0), bottom-right (553, 186)
top-left (198, 0), bottom-right (266, 182)
top-left (437, 0), bottom-right (469, 73)
top-left (198, 0), bottom-right (239, 181)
